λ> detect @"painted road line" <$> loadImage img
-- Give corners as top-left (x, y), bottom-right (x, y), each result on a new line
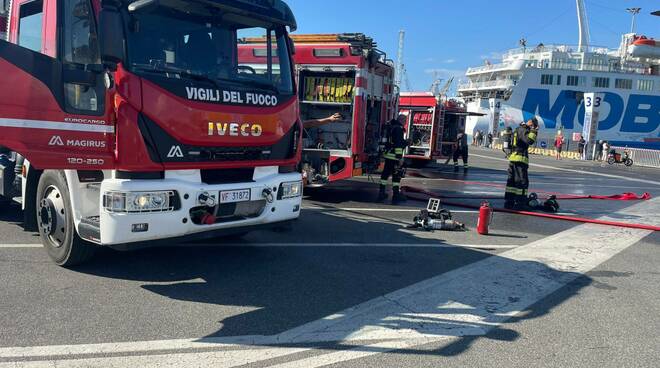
top-left (0, 244), bottom-right (41, 248)
top-left (0, 345), bottom-right (310, 368)
top-left (1, 199), bottom-right (656, 367)
top-left (471, 153), bottom-right (660, 186)
top-left (266, 338), bottom-right (443, 368)
top-left (303, 207), bottom-right (478, 213)
top-left (526, 182), bottom-right (658, 190)
top-left (193, 243), bottom-right (519, 249)
top-left (0, 243), bottom-right (515, 249)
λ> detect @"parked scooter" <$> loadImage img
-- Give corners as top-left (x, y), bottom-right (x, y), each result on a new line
top-left (607, 149), bottom-right (633, 167)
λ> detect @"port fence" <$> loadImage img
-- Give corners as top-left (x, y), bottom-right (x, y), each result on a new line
top-left (611, 146), bottom-right (660, 169)
top-left (488, 140), bottom-right (660, 168)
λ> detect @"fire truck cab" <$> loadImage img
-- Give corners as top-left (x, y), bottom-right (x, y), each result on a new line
top-left (292, 34), bottom-right (396, 186)
top-left (0, 0), bottom-right (303, 265)
top-left (399, 92), bottom-right (467, 165)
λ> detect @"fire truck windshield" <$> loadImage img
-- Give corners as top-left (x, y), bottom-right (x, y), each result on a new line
top-left (126, 8), bottom-right (294, 95)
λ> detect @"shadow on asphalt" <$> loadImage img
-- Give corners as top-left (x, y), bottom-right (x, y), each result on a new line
top-left (0, 202), bottom-right (23, 223)
top-left (70, 207), bottom-right (591, 358)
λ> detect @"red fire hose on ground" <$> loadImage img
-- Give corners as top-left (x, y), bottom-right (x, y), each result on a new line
top-left (402, 185), bottom-right (660, 232)
top-left (406, 173), bottom-right (653, 201)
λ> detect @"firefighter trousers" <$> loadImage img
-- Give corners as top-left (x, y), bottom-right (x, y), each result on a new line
top-left (380, 159), bottom-right (402, 192)
top-left (505, 161), bottom-right (529, 205)
top-left (453, 147), bottom-right (469, 168)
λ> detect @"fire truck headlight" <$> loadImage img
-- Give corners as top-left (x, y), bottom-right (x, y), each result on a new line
top-left (278, 181), bottom-right (303, 200)
top-left (104, 191), bottom-right (176, 213)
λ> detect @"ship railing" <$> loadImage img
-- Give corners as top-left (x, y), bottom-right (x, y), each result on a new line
top-left (457, 79), bottom-right (516, 90)
top-left (611, 146), bottom-right (660, 169)
top-left (543, 61), bottom-right (652, 74)
top-left (467, 59), bottom-right (652, 76)
top-left (502, 44), bottom-right (615, 59)
top-left (466, 62), bottom-right (516, 74)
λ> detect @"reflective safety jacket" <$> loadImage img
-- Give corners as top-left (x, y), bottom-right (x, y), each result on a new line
top-left (383, 121), bottom-right (406, 161)
top-left (509, 125), bottom-right (537, 165)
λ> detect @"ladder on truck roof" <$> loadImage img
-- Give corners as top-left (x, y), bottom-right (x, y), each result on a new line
top-left (290, 33), bottom-right (377, 48)
top-left (241, 33), bottom-right (378, 49)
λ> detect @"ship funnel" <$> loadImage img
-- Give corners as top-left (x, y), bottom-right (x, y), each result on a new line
top-left (576, 0), bottom-right (590, 52)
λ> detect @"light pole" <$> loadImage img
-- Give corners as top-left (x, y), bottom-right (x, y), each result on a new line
top-left (626, 7), bottom-right (641, 33)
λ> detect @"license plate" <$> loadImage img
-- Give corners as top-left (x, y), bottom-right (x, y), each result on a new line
top-left (219, 189), bottom-right (251, 204)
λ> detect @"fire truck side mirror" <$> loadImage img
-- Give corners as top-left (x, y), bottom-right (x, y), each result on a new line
top-left (99, 7), bottom-right (126, 70)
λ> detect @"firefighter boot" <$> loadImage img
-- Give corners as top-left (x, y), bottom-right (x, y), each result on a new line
top-left (453, 163), bottom-right (459, 173)
top-left (391, 187), bottom-right (407, 204)
top-left (377, 185), bottom-right (388, 202)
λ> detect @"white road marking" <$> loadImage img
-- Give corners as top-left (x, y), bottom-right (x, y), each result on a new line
top-left (0, 242), bottom-right (516, 250)
top-left (471, 153), bottom-right (660, 186)
top-left (0, 244), bottom-right (41, 248)
top-left (266, 338), bottom-right (443, 368)
top-left (200, 243), bottom-right (519, 249)
top-left (525, 182), bottom-right (657, 190)
top-left (304, 207), bottom-right (477, 213)
top-left (0, 345), bottom-right (310, 368)
top-left (1, 199), bottom-right (657, 367)
top-left (0, 242), bottom-right (515, 249)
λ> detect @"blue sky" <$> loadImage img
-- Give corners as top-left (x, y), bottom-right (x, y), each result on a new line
top-left (286, 0), bottom-right (659, 94)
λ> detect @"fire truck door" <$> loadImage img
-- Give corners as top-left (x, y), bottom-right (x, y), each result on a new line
top-left (0, 0), bottom-right (114, 170)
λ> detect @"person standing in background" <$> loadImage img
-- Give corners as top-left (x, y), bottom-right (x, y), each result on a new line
top-left (554, 134), bottom-right (564, 160)
top-left (473, 130), bottom-right (481, 146)
top-left (453, 132), bottom-right (469, 173)
top-left (594, 140), bottom-right (604, 161)
top-left (578, 136), bottom-right (586, 159)
top-left (602, 141), bottom-right (610, 162)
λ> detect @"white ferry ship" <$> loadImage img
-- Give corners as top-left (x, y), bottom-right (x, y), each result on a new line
top-left (458, 0), bottom-right (660, 149)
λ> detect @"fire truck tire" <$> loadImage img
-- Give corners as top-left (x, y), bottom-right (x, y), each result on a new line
top-left (36, 170), bottom-right (96, 267)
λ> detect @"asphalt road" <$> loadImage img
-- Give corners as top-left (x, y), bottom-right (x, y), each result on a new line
top-left (0, 148), bottom-right (658, 367)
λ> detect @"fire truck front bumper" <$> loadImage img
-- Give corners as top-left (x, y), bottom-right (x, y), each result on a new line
top-left (97, 168), bottom-right (302, 246)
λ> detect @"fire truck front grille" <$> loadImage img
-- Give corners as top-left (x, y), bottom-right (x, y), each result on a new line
top-left (201, 168), bottom-right (255, 185)
top-left (138, 114), bottom-right (299, 164)
top-left (192, 147), bottom-right (271, 162)
top-left (210, 200), bottom-right (268, 224)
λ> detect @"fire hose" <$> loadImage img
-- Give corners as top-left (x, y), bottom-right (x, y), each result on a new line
top-left (406, 173), bottom-right (653, 201)
top-left (402, 186), bottom-right (660, 232)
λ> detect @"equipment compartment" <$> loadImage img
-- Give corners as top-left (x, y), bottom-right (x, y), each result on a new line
top-left (299, 70), bottom-right (356, 185)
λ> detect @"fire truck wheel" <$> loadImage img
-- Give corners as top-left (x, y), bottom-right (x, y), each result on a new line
top-left (36, 170), bottom-right (96, 267)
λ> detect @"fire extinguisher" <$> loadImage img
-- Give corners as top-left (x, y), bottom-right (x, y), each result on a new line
top-left (477, 201), bottom-right (493, 235)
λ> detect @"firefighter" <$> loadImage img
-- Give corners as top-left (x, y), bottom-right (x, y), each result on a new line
top-left (452, 132), bottom-right (469, 173)
top-left (504, 117), bottom-right (539, 209)
top-left (378, 114), bottom-right (408, 204)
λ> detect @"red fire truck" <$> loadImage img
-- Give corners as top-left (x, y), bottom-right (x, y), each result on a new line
top-left (398, 92), bottom-right (467, 165)
top-left (292, 34), bottom-right (396, 186)
top-left (0, 0), bottom-right (303, 265)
